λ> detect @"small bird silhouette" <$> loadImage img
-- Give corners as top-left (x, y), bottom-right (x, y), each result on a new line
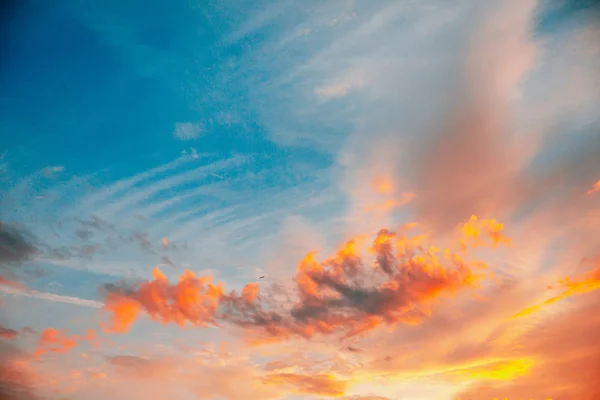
top-left (259, 276), bottom-right (265, 280)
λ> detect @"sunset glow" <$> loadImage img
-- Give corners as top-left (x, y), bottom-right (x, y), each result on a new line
top-left (1, 1), bottom-right (599, 399)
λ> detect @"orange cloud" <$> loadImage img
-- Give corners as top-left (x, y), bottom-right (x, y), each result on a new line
top-left (587, 179), bottom-right (600, 195)
top-left (102, 267), bottom-right (262, 333)
top-left (457, 290), bottom-right (600, 399)
top-left (513, 265), bottom-right (600, 318)
top-left (263, 372), bottom-right (348, 397)
top-left (365, 192), bottom-right (417, 213)
top-left (371, 176), bottom-right (395, 195)
top-left (102, 293), bottom-right (141, 333)
top-left (223, 220), bottom-right (501, 341)
top-left (241, 282), bottom-right (260, 303)
top-left (446, 358), bottom-right (534, 382)
top-left (101, 218), bottom-right (507, 342)
top-left (33, 328), bottom-right (95, 357)
top-left (102, 267), bottom-right (224, 332)
top-left (459, 215), bottom-right (511, 250)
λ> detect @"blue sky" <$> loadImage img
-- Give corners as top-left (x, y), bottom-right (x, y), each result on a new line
top-left (1, 1), bottom-right (600, 399)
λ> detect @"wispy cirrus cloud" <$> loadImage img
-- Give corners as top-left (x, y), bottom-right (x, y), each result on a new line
top-left (0, 284), bottom-right (102, 309)
top-left (1, 1), bottom-right (600, 400)
top-left (314, 69), bottom-right (367, 100)
top-left (587, 179), bottom-right (600, 195)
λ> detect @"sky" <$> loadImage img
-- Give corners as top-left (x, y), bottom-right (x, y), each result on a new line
top-left (0, 0), bottom-right (599, 399)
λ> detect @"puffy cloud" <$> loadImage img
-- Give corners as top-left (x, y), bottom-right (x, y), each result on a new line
top-left (229, 219), bottom-right (505, 342)
top-left (2, 2), bottom-right (598, 400)
top-left (102, 293), bottom-right (141, 333)
top-left (100, 267), bottom-right (226, 333)
top-left (459, 215), bottom-right (511, 250)
top-left (101, 217), bottom-right (508, 343)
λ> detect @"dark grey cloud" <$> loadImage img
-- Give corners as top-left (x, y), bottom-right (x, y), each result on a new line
top-left (161, 256), bottom-right (174, 267)
top-left (77, 216), bottom-right (114, 232)
top-left (75, 229), bottom-right (93, 240)
top-left (132, 232), bottom-right (155, 253)
top-left (0, 221), bottom-right (37, 266)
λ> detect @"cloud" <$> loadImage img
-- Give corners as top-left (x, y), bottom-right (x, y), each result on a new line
top-left (1, 2), bottom-right (599, 400)
top-left (100, 267), bottom-right (226, 333)
top-left (457, 291), bottom-right (600, 399)
top-left (459, 215), bottom-right (511, 250)
top-left (33, 328), bottom-right (95, 357)
top-left (100, 216), bottom-right (508, 342)
top-left (336, 219), bottom-right (600, 398)
top-left (40, 166), bottom-right (65, 179)
top-left (407, 0), bottom-right (538, 233)
top-left (0, 284), bottom-right (103, 308)
top-left (1, 148), bottom-right (326, 283)
top-left (95, 352), bottom-right (285, 400)
top-left (224, 219), bottom-right (505, 342)
top-left (587, 179), bottom-right (600, 195)
top-left (0, 325), bottom-right (18, 340)
top-left (314, 69), bottom-right (367, 100)
top-left (0, 221), bottom-right (37, 267)
top-left (263, 372), bottom-right (348, 397)
top-left (0, 222), bottom-right (45, 399)
top-left (0, 341), bottom-right (40, 400)
top-left (513, 264), bottom-right (600, 318)
top-left (173, 122), bottom-right (202, 140)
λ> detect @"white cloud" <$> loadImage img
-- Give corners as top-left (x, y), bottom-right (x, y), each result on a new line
top-left (3, 147), bottom-right (338, 282)
top-left (41, 165), bottom-right (66, 178)
top-left (174, 122), bottom-right (202, 140)
top-left (180, 147), bottom-right (200, 160)
top-left (0, 285), bottom-right (102, 308)
top-left (314, 69), bottom-right (367, 99)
